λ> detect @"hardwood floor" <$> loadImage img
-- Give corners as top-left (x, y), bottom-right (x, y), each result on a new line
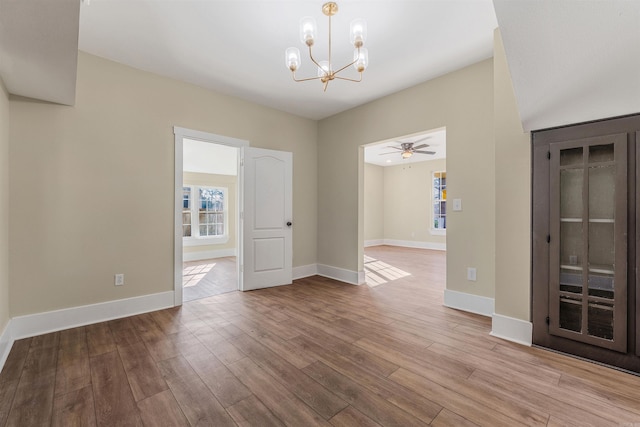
top-left (183, 256), bottom-right (237, 302)
top-left (1, 246), bottom-right (640, 426)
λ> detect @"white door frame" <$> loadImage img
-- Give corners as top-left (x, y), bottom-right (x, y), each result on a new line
top-left (173, 126), bottom-right (249, 306)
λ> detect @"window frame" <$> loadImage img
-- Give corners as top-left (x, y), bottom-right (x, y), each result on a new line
top-left (182, 185), bottom-right (229, 246)
top-left (431, 170), bottom-right (446, 236)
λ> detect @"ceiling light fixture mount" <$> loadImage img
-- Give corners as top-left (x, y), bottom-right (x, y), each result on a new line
top-left (285, 2), bottom-right (368, 92)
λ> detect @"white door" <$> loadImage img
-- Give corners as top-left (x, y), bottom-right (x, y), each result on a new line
top-left (239, 147), bottom-right (292, 291)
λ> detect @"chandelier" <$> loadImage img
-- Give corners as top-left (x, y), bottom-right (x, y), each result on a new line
top-left (285, 2), bottom-right (368, 91)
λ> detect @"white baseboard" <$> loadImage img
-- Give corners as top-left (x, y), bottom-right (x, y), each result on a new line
top-left (0, 321), bottom-right (12, 373)
top-left (358, 270), bottom-right (365, 284)
top-left (317, 264), bottom-right (363, 285)
top-left (364, 239), bottom-right (384, 248)
top-left (10, 291), bottom-right (175, 340)
top-left (292, 264), bottom-right (318, 280)
top-left (382, 239), bottom-right (446, 251)
top-left (490, 313), bottom-right (533, 346)
top-left (443, 289), bottom-right (494, 317)
top-left (183, 248), bottom-right (236, 262)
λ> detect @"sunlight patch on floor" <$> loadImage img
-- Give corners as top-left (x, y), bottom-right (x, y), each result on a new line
top-left (183, 262), bottom-right (216, 288)
top-left (364, 257), bottom-right (410, 287)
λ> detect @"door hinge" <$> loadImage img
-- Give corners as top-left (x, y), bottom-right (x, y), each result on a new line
top-left (546, 235), bottom-right (551, 243)
top-left (547, 151), bottom-right (551, 159)
top-left (545, 316), bottom-right (550, 325)
top-left (240, 157), bottom-right (244, 167)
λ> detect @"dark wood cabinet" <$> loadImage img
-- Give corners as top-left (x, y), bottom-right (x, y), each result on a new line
top-left (532, 114), bottom-right (640, 374)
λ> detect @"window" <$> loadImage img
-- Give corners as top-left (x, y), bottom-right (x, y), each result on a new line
top-left (182, 185), bottom-right (228, 244)
top-left (182, 187), bottom-right (192, 237)
top-left (198, 188), bottom-right (224, 237)
top-left (433, 171), bottom-right (446, 231)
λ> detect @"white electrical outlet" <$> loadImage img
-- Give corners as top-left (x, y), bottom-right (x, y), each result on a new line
top-left (115, 273), bottom-right (124, 286)
top-left (467, 267), bottom-right (477, 281)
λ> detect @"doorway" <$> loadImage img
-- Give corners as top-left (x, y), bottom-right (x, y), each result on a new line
top-left (174, 127), bottom-right (294, 304)
top-left (361, 128), bottom-right (447, 287)
top-left (182, 139), bottom-right (239, 302)
top-left (173, 127), bottom-right (248, 306)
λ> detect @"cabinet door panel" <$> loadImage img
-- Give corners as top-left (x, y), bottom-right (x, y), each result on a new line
top-left (549, 133), bottom-right (627, 352)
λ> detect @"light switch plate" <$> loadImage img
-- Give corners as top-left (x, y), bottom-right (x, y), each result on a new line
top-left (453, 198), bottom-right (462, 211)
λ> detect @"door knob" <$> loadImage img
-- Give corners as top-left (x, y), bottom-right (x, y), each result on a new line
top-left (286, 221), bottom-right (292, 227)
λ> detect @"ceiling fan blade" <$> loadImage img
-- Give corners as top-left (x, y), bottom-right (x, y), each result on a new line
top-left (386, 146), bottom-right (403, 150)
top-left (412, 143), bottom-right (429, 150)
top-left (412, 135), bottom-right (433, 144)
top-left (414, 150), bottom-right (436, 155)
top-left (378, 152), bottom-right (398, 155)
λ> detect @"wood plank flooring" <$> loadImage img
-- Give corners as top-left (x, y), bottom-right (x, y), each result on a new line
top-left (2, 245), bottom-right (640, 426)
top-left (183, 257), bottom-right (237, 302)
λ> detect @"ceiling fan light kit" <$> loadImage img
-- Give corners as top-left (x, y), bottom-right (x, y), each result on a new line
top-left (285, 2), bottom-right (368, 92)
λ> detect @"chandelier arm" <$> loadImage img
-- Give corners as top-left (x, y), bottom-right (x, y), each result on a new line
top-left (333, 73), bottom-right (363, 83)
top-left (292, 74), bottom-right (324, 83)
top-left (332, 57), bottom-right (359, 75)
top-left (307, 45), bottom-right (325, 72)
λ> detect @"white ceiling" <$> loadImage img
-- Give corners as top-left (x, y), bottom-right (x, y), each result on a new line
top-left (494, 0), bottom-right (640, 132)
top-left (2, 1), bottom-right (639, 133)
top-left (77, 0), bottom-right (498, 120)
top-left (364, 128), bottom-right (446, 167)
top-left (183, 139), bottom-right (238, 176)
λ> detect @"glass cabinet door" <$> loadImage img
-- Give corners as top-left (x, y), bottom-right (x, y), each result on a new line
top-left (549, 134), bottom-right (627, 352)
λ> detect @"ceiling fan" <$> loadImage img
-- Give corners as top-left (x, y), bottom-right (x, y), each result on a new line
top-left (379, 136), bottom-right (436, 159)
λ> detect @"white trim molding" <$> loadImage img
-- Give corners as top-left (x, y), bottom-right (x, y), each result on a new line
top-left (317, 264), bottom-right (363, 285)
top-left (183, 236), bottom-right (230, 247)
top-left (381, 239), bottom-right (446, 251)
top-left (292, 264), bottom-right (318, 280)
top-left (10, 291), bottom-right (175, 340)
top-left (174, 127), bottom-right (249, 148)
top-left (364, 239), bottom-right (384, 248)
top-left (0, 321), bottom-right (12, 372)
top-left (491, 313), bottom-right (533, 346)
top-left (183, 248), bottom-right (236, 262)
top-left (443, 289), bottom-right (494, 317)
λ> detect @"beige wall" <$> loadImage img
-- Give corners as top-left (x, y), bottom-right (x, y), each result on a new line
top-left (0, 78), bottom-right (9, 333)
top-left (318, 59), bottom-right (495, 298)
top-left (183, 172), bottom-right (237, 255)
top-left (8, 51), bottom-right (317, 317)
top-left (363, 163), bottom-right (384, 241)
top-left (3, 39), bottom-right (532, 327)
top-left (494, 30), bottom-right (532, 321)
top-left (383, 159), bottom-right (446, 245)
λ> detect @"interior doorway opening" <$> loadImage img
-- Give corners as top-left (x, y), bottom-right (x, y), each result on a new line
top-left (361, 128), bottom-right (447, 287)
top-left (173, 127), bottom-right (248, 306)
top-left (182, 138), bottom-right (239, 302)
